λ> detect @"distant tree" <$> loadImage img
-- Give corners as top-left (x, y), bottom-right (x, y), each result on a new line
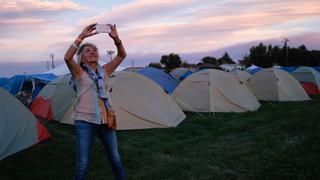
top-left (217, 52), bottom-right (235, 65)
top-left (270, 45), bottom-right (283, 66)
top-left (309, 50), bottom-right (320, 66)
top-left (201, 56), bottom-right (217, 65)
top-left (160, 53), bottom-right (182, 72)
top-left (239, 54), bottom-right (250, 68)
top-left (147, 62), bottom-right (162, 69)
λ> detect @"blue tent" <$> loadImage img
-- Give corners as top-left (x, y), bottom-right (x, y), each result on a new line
top-left (0, 77), bottom-right (9, 90)
top-left (0, 73), bottom-right (57, 100)
top-left (180, 70), bottom-right (193, 81)
top-left (245, 67), bottom-right (263, 74)
top-left (136, 67), bottom-right (178, 94)
top-left (313, 66), bottom-right (320, 72)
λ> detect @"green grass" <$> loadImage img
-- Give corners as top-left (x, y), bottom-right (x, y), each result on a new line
top-left (1, 96), bottom-right (320, 180)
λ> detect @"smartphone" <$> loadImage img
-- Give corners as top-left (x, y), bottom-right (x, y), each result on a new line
top-left (95, 24), bottom-right (111, 33)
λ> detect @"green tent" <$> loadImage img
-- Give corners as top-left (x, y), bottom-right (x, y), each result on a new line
top-left (0, 87), bottom-right (51, 160)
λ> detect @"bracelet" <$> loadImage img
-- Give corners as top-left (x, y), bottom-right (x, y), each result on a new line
top-left (75, 37), bottom-right (83, 42)
top-left (114, 39), bottom-right (122, 46)
top-left (71, 42), bottom-right (78, 49)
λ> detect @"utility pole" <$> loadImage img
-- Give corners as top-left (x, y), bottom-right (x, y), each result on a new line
top-left (282, 38), bottom-right (290, 66)
top-left (106, 50), bottom-right (115, 62)
top-left (49, 53), bottom-right (55, 69)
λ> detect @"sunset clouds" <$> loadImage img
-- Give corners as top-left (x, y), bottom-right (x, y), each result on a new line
top-left (0, 0), bottom-right (319, 64)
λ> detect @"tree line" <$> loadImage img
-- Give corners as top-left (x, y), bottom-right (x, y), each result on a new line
top-left (148, 43), bottom-right (320, 72)
top-left (239, 43), bottom-right (320, 68)
top-left (148, 52), bottom-right (235, 72)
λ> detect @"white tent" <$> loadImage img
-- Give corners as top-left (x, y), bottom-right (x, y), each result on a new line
top-left (247, 68), bottom-right (310, 101)
top-left (171, 69), bottom-right (261, 112)
top-left (109, 71), bottom-right (186, 130)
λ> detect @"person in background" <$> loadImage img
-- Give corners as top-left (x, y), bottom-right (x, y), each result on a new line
top-left (64, 23), bottom-right (126, 180)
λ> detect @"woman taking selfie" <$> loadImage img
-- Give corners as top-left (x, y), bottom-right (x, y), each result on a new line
top-left (64, 23), bottom-right (126, 180)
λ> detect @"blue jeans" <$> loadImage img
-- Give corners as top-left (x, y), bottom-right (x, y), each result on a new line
top-left (75, 120), bottom-right (125, 180)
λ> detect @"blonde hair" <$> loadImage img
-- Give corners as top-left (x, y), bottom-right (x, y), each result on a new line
top-left (76, 42), bottom-right (98, 65)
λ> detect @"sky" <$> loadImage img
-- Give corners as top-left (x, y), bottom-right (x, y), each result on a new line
top-left (0, 0), bottom-right (320, 76)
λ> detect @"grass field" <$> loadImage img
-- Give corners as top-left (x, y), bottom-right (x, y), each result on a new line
top-left (1, 96), bottom-right (320, 180)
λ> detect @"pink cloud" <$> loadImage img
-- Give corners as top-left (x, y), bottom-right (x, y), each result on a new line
top-left (0, 18), bottom-right (47, 26)
top-left (0, 0), bottom-right (85, 26)
top-left (0, 0), bottom-right (85, 13)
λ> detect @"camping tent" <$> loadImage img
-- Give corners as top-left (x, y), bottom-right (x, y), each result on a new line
top-left (170, 67), bottom-right (193, 83)
top-left (108, 71), bottom-right (186, 130)
top-left (247, 68), bottom-right (310, 101)
top-left (31, 72), bottom-right (186, 130)
top-left (0, 87), bottom-right (51, 160)
top-left (30, 74), bottom-right (76, 122)
top-left (0, 73), bottom-right (57, 107)
top-left (171, 69), bottom-right (261, 112)
top-left (230, 70), bottom-right (251, 83)
top-left (1, 73), bottom-right (56, 96)
top-left (136, 67), bottom-right (178, 94)
top-left (292, 66), bottom-right (320, 95)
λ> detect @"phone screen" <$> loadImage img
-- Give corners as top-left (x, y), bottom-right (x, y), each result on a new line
top-left (96, 24), bottom-right (111, 33)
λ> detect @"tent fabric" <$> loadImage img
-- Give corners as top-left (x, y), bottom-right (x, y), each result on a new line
top-left (29, 96), bottom-right (54, 120)
top-left (108, 71), bottom-right (186, 130)
top-left (0, 77), bottom-right (9, 89)
top-left (122, 67), bottom-right (143, 72)
top-left (245, 65), bottom-right (263, 74)
top-left (136, 67), bottom-right (178, 94)
top-left (172, 69), bottom-right (261, 113)
top-left (313, 66), bottom-right (320, 72)
top-left (30, 74), bottom-right (76, 122)
top-left (301, 82), bottom-right (319, 95)
top-left (278, 66), bottom-right (299, 73)
top-left (230, 70), bottom-right (251, 83)
top-left (31, 72), bottom-right (186, 130)
top-left (247, 68), bottom-right (310, 101)
top-left (0, 87), bottom-right (51, 161)
top-left (170, 67), bottom-right (193, 83)
top-left (292, 66), bottom-right (320, 94)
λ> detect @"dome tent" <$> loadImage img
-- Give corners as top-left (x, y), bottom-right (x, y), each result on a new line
top-left (0, 87), bottom-right (51, 160)
top-left (172, 69), bottom-right (260, 113)
top-left (108, 71), bottom-right (185, 130)
top-left (30, 74), bottom-right (76, 122)
top-left (247, 68), bottom-right (310, 101)
top-left (292, 66), bottom-right (320, 95)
